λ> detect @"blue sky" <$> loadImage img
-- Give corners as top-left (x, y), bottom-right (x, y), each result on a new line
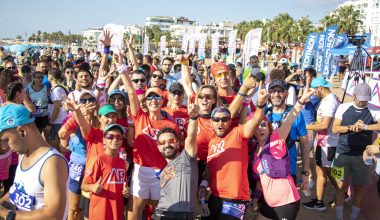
top-left (1, 0), bottom-right (342, 38)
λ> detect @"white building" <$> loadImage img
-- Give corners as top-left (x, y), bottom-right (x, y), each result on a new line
top-left (145, 16), bottom-right (196, 32)
top-left (338, 0), bottom-right (380, 46)
top-left (170, 21), bottom-right (234, 39)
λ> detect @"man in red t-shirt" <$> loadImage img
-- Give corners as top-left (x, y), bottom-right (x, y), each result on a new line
top-left (199, 89), bottom-right (268, 220)
top-left (120, 72), bottom-right (178, 220)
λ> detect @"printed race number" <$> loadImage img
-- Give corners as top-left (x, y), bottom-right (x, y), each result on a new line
top-left (9, 187), bottom-right (36, 211)
top-left (331, 166), bottom-right (344, 181)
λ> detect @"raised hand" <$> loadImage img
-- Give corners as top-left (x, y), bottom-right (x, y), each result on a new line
top-left (92, 177), bottom-right (103, 194)
top-left (242, 75), bottom-right (257, 91)
top-left (188, 102), bottom-right (200, 118)
top-left (299, 88), bottom-right (314, 103)
top-left (257, 89), bottom-right (269, 106)
top-left (100, 30), bottom-right (113, 47)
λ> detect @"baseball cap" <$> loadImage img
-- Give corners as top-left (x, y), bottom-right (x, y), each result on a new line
top-left (109, 89), bottom-right (128, 101)
top-left (310, 77), bottom-right (332, 88)
top-left (353, 83), bottom-right (372, 101)
top-left (211, 107), bottom-right (231, 118)
top-left (279, 58), bottom-right (288, 64)
top-left (210, 62), bottom-right (230, 76)
top-left (103, 123), bottom-right (125, 134)
top-left (268, 80), bottom-right (287, 90)
top-left (79, 90), bottom-right (96, 100)
top-left (169, 82), bottom-right (184, 93)
top-left (145, 87), bottom-right (164, 98)
top-left (98, 104), bottom-right (117, 116)
top-left (289, 62), bottom-right (298, 68)
top-left (0, 104), bottom-right (35, 133)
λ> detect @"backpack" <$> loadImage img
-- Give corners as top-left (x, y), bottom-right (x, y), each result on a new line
top-left (265, 105), bottom-right (296, 149)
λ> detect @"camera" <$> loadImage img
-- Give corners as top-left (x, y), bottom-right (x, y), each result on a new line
top-left (349, 35), bottom-right (366, 47)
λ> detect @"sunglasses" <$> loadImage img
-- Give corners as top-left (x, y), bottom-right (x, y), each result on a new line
top-left (152, 74), bottom-right (163, 80)
top-left (157, 138), bottom-right (177, 146)
top-left (214, 71), bottom-right (230, 79)
top-left (109, 97), bottom-right (124, 102)
top-left (269, 89), bottom-right (285, 94)
top-left (7, 66), bottom-right (17, 70)
top-left (259, 121), bottom-right (268, 128)
top-left (211, 117), bottom-right (230, 123)
top-left (65, 71), bottom-right (74, 74)
top-left (104, 133), bottom-right (123, 141)
top-left (146, 95), bottom-right (162, 101)
top-left (132, 78), bottom-right (146, 83)
top-left (171, 90), bottom-right (183, 96)
top-left (198, 94), bottom-right (215, 100)
top-left (79, 97), bottom-right (97, 104)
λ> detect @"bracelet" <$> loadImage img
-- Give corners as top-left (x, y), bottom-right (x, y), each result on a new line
top-left (103, 46), bottom-right (110, 54)
top-left (297, 100), bottom-right (305, 106)
top-left (243, 101), bottom-right (250, 107)
top-left (256, 103), bottom-right (265, 109)
top-left (189, 116), bottom-right (199, 120)
top-left (238, 91), bottom-right (247, 97)
top-left (199, 180), bottom-right (209, 188)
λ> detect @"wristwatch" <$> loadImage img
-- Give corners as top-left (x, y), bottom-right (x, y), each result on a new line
top-left (6, 210), bottom-right (16, 220)
top-left (301, 170), bottom-right (310, 176)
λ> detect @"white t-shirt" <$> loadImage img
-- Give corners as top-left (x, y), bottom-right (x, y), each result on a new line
top-left (316, 93), bottom-right (340, 147)
top-left (48, 86), bottom-right (68, 124)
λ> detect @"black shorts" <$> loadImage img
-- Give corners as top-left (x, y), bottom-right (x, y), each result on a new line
top-left (259, 197), bottom-right (300, 220)
top-left (316, 146), bottom-right (336, 167)
top-left (79, 195), bottom-right (90, 218)
top-left (204, 195), bottom-right (249, 220)
top-left (34, 115), bottom-right (49, 131)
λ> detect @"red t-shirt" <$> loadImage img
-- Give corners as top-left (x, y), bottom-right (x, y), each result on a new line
top-left (84, 128), bottom-right (105, 175)
top-left (84, 154), bottom-right (127, 220)
top-left (162, 106), bottom-right (189, 133)
top-left (132, 108), bottom-right (178, 169)
top-left (207, 125), bottom-right (250, 200)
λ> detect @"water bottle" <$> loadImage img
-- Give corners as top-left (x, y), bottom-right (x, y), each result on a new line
top-left (364, 156), bottom-right (372, 166)
top-left (298, 177), bottom-right (311, 197)
top-left (199, 190), bottom-right (210, 217)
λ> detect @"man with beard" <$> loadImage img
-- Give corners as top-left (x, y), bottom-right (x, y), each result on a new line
top-left (265, 79), bottom-right (310, 187)
top-left (161, 57), bottom-right (176, 90)
top-left (153, 101), bottom-right (199, 220)
top-left (200, 88), bottom-right (268, 220)
top-left (67, 69), bottom-right (94, 103)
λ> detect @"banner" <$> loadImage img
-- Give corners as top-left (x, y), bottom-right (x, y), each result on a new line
top-left (333, 34), bottom-right (348, 48)
top-left (301, 32), bottom-right (318, 70)
top-left (188, 36), bottom-right (196, 55)
top-left (197, 34), bottom-right (206, 58)
top-left (322, 25), bottom-right (339, 77)
top-left (97, 23), bottom-right (125, 52)
top-left (341, 70), bottom-right (366, 96)
top-left (368, 78), bottom-right (380, 107)
top-left (228, 30), bottom-right (237, 58)
top-left (211, 33), bottom-right (220, 61)
top-left (181, 35), bottom-right (189, 53)
top-left (143, 34), bottom-right (149, 55)
top-left (315, 32), bottom-right (326, 73)
top-left (159, 35), bottom-right (166, 58)
top-left (243, 28), bottom-right (263, 65)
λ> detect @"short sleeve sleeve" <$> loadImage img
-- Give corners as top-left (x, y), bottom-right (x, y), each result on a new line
top-left (83, 157), bottom-right (101, 184)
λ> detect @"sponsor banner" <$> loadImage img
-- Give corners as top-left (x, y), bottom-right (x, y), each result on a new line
top-left (97, 23), bottom-right (125, 52)
top-left (143, 34), bottom-right (149, 55)
top-left (181, 35), bottom-right (189, 53)
top-left (243, 28), bottom-right (262, 65)
top-left (315, 32), bottom-right (326, 73)
top-left (333, 34), bottom-right (348, 48)
top-left (159, 35), bottom-right (166, 58)
top-left (188, 36), bottom-right (196, 55)
top-left (211, 33), bottom-right (220, 61)
top-left (301, 32), bottom-right (318, 70)
top-left (228, 30), bottom-right (237, 58)
top-left (322, 25), bottom-right (339, 77)
top-left (197, 34), bottom-right (207, 58)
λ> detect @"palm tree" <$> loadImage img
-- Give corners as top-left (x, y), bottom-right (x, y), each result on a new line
top-left (271, 13), bottom-right (295, 43)
top-left (297, 16), bottom-right (314, 42)
top-left (319, 5), bottom-right (363, 35)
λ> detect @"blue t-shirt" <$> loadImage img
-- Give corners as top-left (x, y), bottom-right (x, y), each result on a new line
top-left (301, 95), bottom-right (320, 125)
top-left (69, 130), bottom-right (87, 161)
top-left (267, 110), bottom-right (307, 175)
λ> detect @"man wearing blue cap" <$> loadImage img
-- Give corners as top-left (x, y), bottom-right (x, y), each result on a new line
top-left (0, 104), bottom-right (68, 219)
top-left (303, 77), bottom-right (341, 211)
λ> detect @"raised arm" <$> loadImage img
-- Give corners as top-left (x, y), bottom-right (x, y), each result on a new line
top-left (243, 89), bottom-right (268, 138)
top-left (278, 88), bottom-right (314, 140)
top-left (119, 68), bottom-right (140, 117)
top-left (126, 34), bottom-right (138, 70)
top-left (66, 101), bottom-right (93, 138)
top-left (178, 55), bottom-right (195, 97)
top-left (229, 76), bottom-right (257, 118)
top-left (184, 101), bottom-right (200, 157)
top-left (99, 30), bottom-right (112, 73)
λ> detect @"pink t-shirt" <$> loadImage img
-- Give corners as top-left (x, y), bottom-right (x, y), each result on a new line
top-left (0, 151), bottom-right (12, 180)
top-left (252, 130), bottom-right (300, 207)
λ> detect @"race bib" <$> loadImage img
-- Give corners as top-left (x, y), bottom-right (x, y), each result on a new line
top-left (331, 165), bottom-right (344, 181)
top-left (9, 185), bottom-right (36, 211)
top-left (69, 162), bottom-right (85, 181)
top-left (222, 201), bottom-right (246, 220)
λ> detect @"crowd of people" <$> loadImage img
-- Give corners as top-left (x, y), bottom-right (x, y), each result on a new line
top-left (0, 31), bottom-right (380, 220)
